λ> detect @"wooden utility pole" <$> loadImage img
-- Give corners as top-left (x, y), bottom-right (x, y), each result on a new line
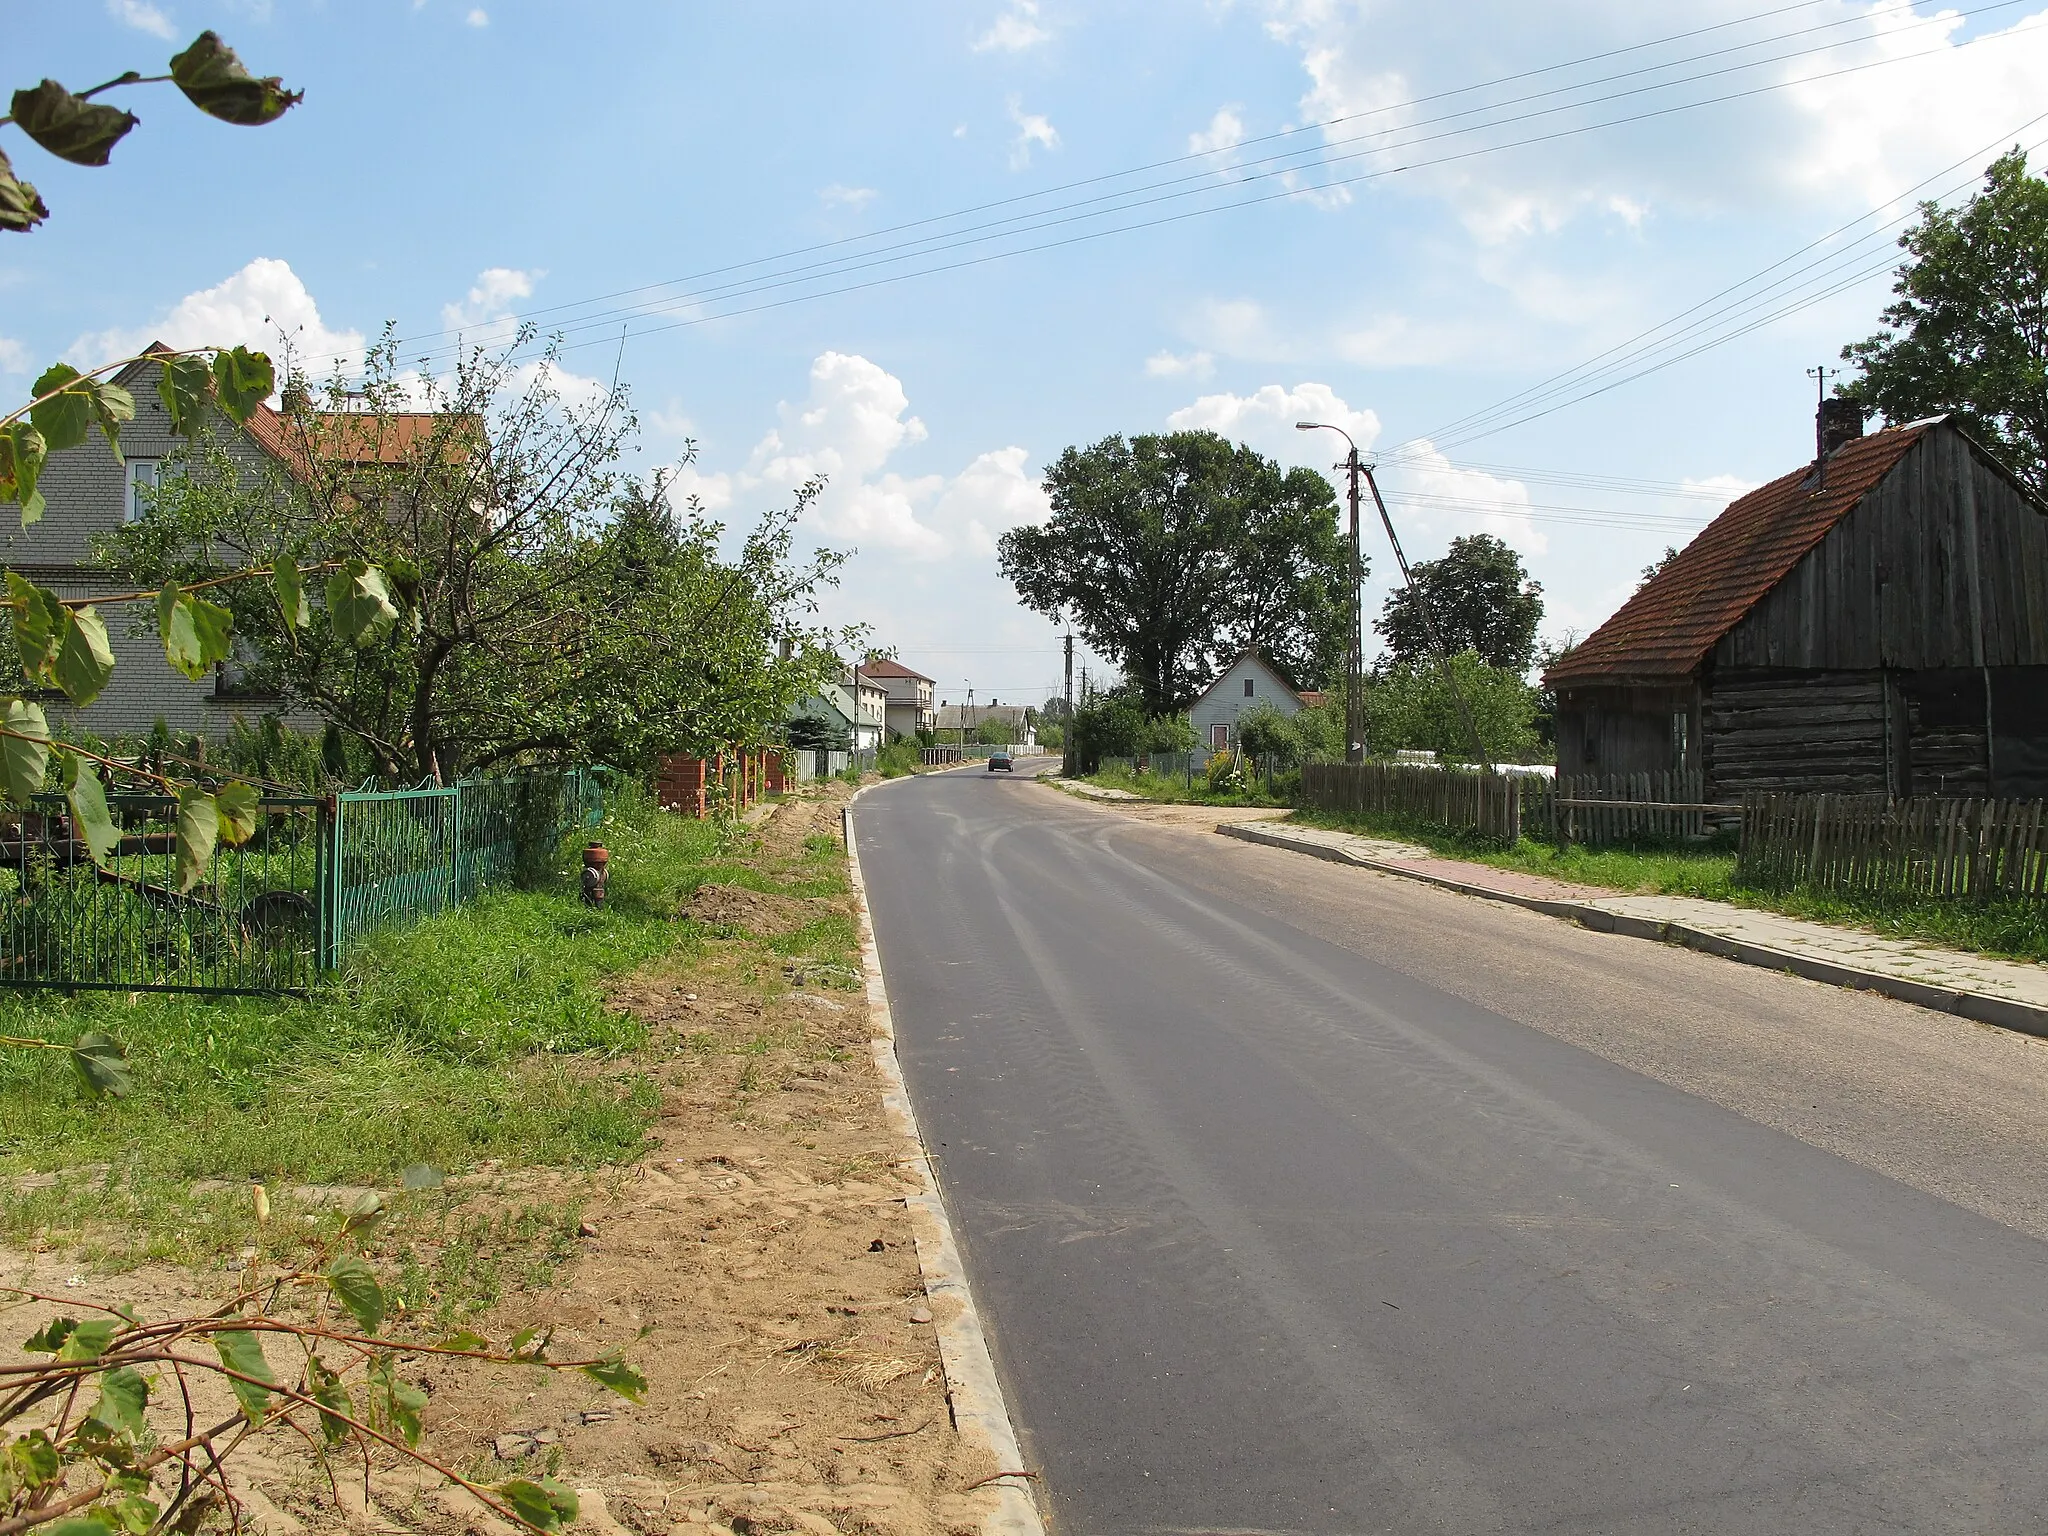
top-left (1296, 421), bottom-right (1367, 762)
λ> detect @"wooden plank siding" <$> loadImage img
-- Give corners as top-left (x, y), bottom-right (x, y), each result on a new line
top-left (1703, 673), bottom-right (1888, 797)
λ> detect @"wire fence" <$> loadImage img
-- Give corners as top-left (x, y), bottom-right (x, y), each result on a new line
top-left (0, 767), bottom-right (608, 997)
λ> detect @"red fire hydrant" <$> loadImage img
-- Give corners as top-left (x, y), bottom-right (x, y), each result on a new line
top-left (581, 843), bottom-right (609, 906)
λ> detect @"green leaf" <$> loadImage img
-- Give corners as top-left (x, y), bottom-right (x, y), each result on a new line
top-left (62, 753), bottom-right (120, 866)
top-left (157, 354), bottom-right (214, 436)
top-left (215, 781), bottom-right (260, 847)
top-left (213, 1329), bottom-right (275, 1426)
top-left (170, 33), bottom-right (303, 126)
top-left (30, 364), bottom-right (91, 453)
top-left (89, 381), bottom-right (134, 465)
top-left (496, 1479), bottom-right (578, 1533)
top-left (325, 561), bottom-right (399, 645)
top-left (46, 1519), bottom-right (117, 1536)
top-left (325, 1254), bottom-right (386, 1335)
top-left (55, 607), bottom-right (115, 707)
top-left (88, 1365), bottom-right (150, 1439)
top-left (367, 1354), bottom-right (426, 1447)
top-left (274, 553), bottom-right (310, 632)
top-left (1, 699), bottom-right (50, 804)
top-left (341, 1189), bottom-right (384, 1240)
top-left (212, 347), bottom-right (273, 423)
top-left (156, 581), bottom-right (235, 681)
top-left (97, 1494), bottom-right (157, 1535)
top-left (433, 1330), bottom-right (489, 1353)
top-left (173, 783), bottom-right (218, 894)
top-left (579, 1353), bottom-right (646, 1404)
top-left (307, 1354), bottom-right (352, 1446)
top-left (401, 1162), bottom-right (444, 1189)
top-left (6, 1429), bottom-right (61, 1488)
top-left (9, 81), bottom-right (137, 167)
top-left (70, 1031), bottom-right (132, 1099)
top-left (26, 1316), bottom-right (119, 1360)
top-left (8, 572), bottom-right (64, 684)
top-left (508, 1324), bottom-right (552, 1361)
top-left (6, 421), bottom-right (48, 526)
top-left (0, 145), bottom-right (50, 234)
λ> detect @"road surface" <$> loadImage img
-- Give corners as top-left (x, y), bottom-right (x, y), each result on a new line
top-left (852, 766), bottom-right (2048, 1534)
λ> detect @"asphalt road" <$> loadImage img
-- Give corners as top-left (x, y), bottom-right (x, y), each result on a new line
top-left (852, 766), bottom-right (2048, 1535)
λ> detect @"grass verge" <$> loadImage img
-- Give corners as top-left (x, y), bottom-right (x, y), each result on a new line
top-left (1082, 765), bottom-right (1292, 808)
top-left (0, 783), bottom-right (866, 1275)
top-left (1291, 805), bottom-right (2048, 965)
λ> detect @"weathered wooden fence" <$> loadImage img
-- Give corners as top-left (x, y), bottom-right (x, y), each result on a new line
top-left (1737, 793), bottom-right (2048, 900)
top-left (1300, 762), bottom-right (1526, 841)
top-left (1540, 769), bottom-right (1729, 845)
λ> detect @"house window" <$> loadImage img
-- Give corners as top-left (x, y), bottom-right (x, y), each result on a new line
top-left (126, 459), bottom-right (160, 523)
top-left (1244, 677), bottom-right (1255, 697)
top-left (1211, 723), bottom-right (1230, 748)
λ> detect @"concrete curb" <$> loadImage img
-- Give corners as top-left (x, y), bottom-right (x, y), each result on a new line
top-left (842, 785), bottom-right (1047, 1536)
top-left (1217, 821), bottom-right (2048, 1041)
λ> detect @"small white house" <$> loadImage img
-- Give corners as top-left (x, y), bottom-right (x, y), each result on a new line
top-left (1188, 651), bottom-right (1309, 751)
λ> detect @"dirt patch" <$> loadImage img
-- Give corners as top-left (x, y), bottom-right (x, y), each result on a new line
top-left (0, 781), bottom-right (1008, 1536)
top-left (683, 883), bottom-right (839, 937)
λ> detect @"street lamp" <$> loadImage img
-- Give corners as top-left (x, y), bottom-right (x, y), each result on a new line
top-left (1296, 421), bottom-right (1366, 764)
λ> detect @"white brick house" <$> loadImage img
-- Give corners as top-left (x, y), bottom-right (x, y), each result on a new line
top-left (1187, 650), bottom-right (1310, 751)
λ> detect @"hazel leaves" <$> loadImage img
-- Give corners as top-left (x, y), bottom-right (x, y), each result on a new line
top-left (8, 81), bottom-right (137, 169)
top-left (169, 33), bottom-right (303, 128)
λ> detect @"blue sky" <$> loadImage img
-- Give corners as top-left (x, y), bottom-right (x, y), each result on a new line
top-left (10, 1), bottom-right (2048, 709)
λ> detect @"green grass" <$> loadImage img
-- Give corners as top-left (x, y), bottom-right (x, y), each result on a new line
top-left (1293, 805), bottom-right (2048, 964)
top-left (1082, 765), bottom-right (1292, 808)
top-left (0, 788), bottom-right (730, 1195)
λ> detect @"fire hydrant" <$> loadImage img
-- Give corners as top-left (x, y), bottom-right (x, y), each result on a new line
top-left (581, 843), bottom-right (609, 906)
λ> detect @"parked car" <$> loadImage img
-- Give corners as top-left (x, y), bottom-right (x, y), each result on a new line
top-left (987, 750), bottom-right (1014, 772)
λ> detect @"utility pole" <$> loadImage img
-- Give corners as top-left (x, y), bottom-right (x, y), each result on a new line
top-left (1295, 422), bottom-right (1367, 763)
top-left (1360, 464), bottom-right (1491, 772)
top-left (1062, 629), bottom-right (1075, 775)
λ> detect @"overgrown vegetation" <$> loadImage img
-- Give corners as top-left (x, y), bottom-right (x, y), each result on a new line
top-left (1293, 806), bottom-right (2048, 963)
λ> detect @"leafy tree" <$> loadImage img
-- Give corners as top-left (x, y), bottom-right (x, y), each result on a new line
top-left (1637, 546), bottom-right (1681, 591)
top-left (975, 715), bottom-right (1012, 745)
top-left (103, 335), bottom-right (856, 781)
top-left (1843, 149), bottom-right (2048, 497)
top-left (1367, 651), bottom-right (1541, 764)
top-left (1375, 534), bottom-right (1543, 673)
top-left (1067, 693), bottom-right (1145, 772)
top-left (1235, 703), bottom-right (1299, 765)
top-left (999, 430), bottom-right (1351, 714)
top-left (788, 712), bottom-right (851, 752)
top-left (1138, 713), bottom-right (1196, 754)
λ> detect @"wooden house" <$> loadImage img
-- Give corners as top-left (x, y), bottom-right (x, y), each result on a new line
top-left (1543, 408), bottom-right (2048, 799)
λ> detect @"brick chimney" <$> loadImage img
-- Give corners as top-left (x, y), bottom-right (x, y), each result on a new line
top-left (1818, 397), bottom-right (1865, 460)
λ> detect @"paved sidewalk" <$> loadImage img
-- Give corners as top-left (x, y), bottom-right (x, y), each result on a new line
top-left (1219, 820), bottom-right (2048, 1037)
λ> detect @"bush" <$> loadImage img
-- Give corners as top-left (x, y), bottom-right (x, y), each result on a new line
top-left (1366, 651), bottom-right (1543, 764)
top-left (1236, 704), bottom-right (1298, 765)
top-left (876, 740), bottom-right (921, 777)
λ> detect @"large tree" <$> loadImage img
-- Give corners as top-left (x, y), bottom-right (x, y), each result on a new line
top-left (998, 430), bottom-right (1350, 714)
top-left (1843, 148), bottom-right (2048, 497)
top-left (1374, 533), bottom-right (1543, 672)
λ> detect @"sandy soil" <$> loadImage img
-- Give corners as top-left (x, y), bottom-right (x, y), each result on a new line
top-left (2, 782), bottom-right (1003, 1536)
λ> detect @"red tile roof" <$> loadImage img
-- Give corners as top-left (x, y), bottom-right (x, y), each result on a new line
top-left (1544, 424), bottom-right (1935, 687)
top-left (859, 658), bottom-right (934, 682)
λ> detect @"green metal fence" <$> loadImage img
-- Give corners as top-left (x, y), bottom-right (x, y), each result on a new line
top-left (2, 766), bottom-right (607, 996)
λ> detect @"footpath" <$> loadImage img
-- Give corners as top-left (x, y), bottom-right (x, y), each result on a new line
top-left (1215, 819), bottom-right (2048, 1037)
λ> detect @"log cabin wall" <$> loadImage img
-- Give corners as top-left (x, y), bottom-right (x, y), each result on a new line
top-left (1704, 424), bottom-right (2048, 799)
top-left (1554, 684), bottom-right (1698, 776)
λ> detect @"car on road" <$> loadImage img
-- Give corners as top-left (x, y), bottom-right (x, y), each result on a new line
top-left (987, 750), bottom-right (1013, 772)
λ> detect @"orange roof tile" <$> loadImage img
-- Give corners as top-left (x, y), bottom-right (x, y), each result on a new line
top-left (1544, 424), bottom-right (1934, 687)
top-left (859, 658), bottom-right (934, 682)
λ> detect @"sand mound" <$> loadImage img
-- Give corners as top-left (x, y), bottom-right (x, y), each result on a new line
top-left (683, 882), bottom-right (837, 936)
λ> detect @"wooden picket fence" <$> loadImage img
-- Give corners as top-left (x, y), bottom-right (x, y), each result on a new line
top-left (1737, 793), bottom-right (2048, 901)
top-left (1299, 762), bottom-right (1527, 842)
top-left (1540, 769), bottom-right (1730, 846)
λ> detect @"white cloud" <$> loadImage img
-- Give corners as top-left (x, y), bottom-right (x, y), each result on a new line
top-left (466, 6), bottom-right (488, 26)
top-left (1189, 107), bottom-right (1246, 156)
top-left (669, 351), bottom-right (1046, 563)
top-left (820, 184), bottom-right (878, 211)
top-left (0, 337), bottom-right (29, 374)
top-left (1007, 96), bottom-right (1060, 170)
top-left (975, 1), bottom-right (1050, 53)
top-left (106, 0), bottom-right (176, 39)
top-left (1260, 0), bottom-right (2048, 241)
top-left (441, 266), bottom-right (540, 333)
top-left (1167, 380), bottom-right (1382, 468)
top-left (1382, 440), bottom-right (1547, 560)
top-left (71, 257), bottom-right (366, 375)
top-left (1145, 349), bottom-right (1215, 379)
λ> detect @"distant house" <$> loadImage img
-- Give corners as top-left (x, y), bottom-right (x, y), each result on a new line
top-left (933, 702), bottom-right (1036, 748)
top-left (1189, 651), bottom-right (1308, 751)
top-left (3, 342), bottom-right (451, 739)
top-left (792, 672), bottom-right (886, 751)
top-left (859, 658), bottom-right (935, 740)
top-left (848, 670), bottom-right (887, 749)
top-left (1544, 407), bottom-right (2048, 799)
